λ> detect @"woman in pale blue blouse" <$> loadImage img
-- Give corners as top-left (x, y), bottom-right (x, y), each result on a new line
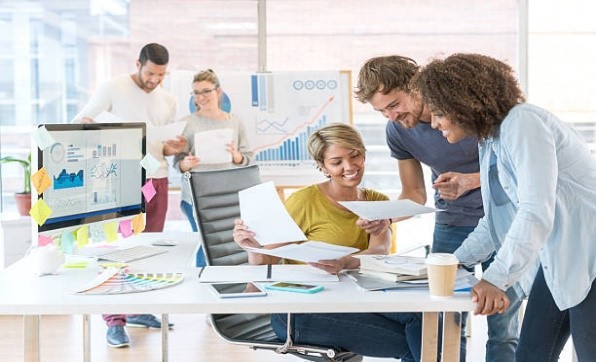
top-left (412, 53), bottom-right (596, 361)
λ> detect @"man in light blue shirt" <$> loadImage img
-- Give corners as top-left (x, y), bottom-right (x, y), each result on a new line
top-left (413, 53), bottom-right (596, 361)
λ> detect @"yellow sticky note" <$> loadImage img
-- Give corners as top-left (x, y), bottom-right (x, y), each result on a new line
top-left (76, 226), bottom-right (89, 248)
top-left (103, 222), bottom-right (119, 242)
top-left (31, 167), bottom-right (52, 195)
top-left (29, 199), bottom-right (52, 226)
top-left (132, 213), bottom-right (145, 235)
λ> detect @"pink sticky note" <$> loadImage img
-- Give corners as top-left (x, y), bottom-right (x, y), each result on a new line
top-left (119, 219), bottom-right (133, 238)
top-left (141, 179), bottom-right (157, 203)
top-left (38, 234), bottom-right (53, 247)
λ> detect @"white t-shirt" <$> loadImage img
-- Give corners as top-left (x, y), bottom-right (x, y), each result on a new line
top-left (72, 75), bottom-right (177, 178)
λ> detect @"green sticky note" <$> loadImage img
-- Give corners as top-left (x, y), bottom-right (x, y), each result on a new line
top-left (60, 230), bottom-right (75, 254)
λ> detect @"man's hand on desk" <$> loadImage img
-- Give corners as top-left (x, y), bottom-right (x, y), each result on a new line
top-left (471, 279), bottom-right (510, 316)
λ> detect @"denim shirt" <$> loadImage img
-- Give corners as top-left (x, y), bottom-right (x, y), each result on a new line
top-left (454, 104), bottom-right (596, 310)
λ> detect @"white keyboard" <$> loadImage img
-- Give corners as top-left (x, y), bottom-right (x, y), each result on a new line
top-left (98, 245), bottom-right (168, 263)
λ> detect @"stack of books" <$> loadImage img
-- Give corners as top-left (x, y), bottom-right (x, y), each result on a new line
top-left (357, 254), bottom-right (428, 282)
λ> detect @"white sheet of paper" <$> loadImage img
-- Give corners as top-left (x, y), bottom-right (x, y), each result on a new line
top-left (147, 121), bottom-right (187, 142)
top-left (74, 267), bottom-right (120, 293)
top-left (198, 265), bottom-right (339, 283)
top-left (140, 153), bottom-right (161, 174)
top-left (94, 111), bottom-right (123, 123)
top-left (339, 199), bottom-right (438, 220)
top-left (239, 181), bottom-right (307, 245)
top-left (245, 241), bottom-right (359, 263)
top-left (32, 126), bottom-right (56, 150)
top-left (193, 128), bottom-right (233, 164)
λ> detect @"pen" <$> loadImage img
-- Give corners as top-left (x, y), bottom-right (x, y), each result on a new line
top-left (266, 264), bottom-right (272, 279)
top-left (197, 267), bottom-right (204, 280)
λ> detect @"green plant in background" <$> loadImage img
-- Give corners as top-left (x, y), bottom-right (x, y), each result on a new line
top-left (0, 153), bottom-right (32, 194)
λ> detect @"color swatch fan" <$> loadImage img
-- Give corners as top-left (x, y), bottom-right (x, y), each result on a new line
top-left (75, 267), bottom-right (184, 295)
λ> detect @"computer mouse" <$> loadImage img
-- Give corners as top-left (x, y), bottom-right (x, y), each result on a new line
top-left (151, 240), bottom-right (177, 247)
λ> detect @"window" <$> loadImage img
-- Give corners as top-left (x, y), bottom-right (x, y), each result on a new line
top-left (1, 0), bottom-right (593, 214)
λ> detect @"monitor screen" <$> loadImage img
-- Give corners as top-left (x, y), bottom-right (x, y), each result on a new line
top-left (37, 123), bottom-right (146, 232)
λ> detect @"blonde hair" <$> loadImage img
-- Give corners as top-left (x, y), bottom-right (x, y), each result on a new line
top-left (192, 69), bottom-right (220, 87)
top-left (307, 123), bottom-right (366, 164)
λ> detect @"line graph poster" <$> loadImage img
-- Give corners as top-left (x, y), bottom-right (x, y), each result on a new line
top-left (165, 70), bottom-right (352, 186)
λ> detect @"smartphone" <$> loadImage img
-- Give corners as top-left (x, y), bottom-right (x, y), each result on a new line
top-left (209, 282), bottom-right (267, 298)
top-left (265, 282), bottom-right (324, 294)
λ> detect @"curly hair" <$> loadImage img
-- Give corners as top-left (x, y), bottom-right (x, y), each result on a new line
top-left (355, 55), bottom-right (419, 103)
top-left (411, 53), bottom-right (525, 139)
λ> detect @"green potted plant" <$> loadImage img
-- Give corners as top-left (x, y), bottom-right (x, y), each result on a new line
top-left (0, 153), bottom-right (32, 216)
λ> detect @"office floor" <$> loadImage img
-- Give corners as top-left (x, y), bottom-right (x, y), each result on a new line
top-left (0, 313), bottom-right (577, 361)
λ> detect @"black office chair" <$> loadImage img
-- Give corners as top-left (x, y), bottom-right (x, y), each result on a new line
top-left (186, 165), bottom-right (361, 362)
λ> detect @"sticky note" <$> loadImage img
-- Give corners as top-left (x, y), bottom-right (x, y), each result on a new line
top-left (141, 179), bottom-right (157, 203)
top-left (132, 213), bottom-right (145, 234)
top-left (32, 125), bottom-right (56, 150)
top-left (103, 222), bottom-right (119, 242)
top-left (60, 231), bottom-right (75, 254)
top-left (89, 223), bottom-right (105, 243)
top-left (38, 234), bottom-right (54, 247)
top-left (63, 262), bottom-right (88, 269)
top-left (119, 219), bottom-right (133, 238)
top-left (31, 167), bottom-right (52, 195)
top-left (29, 199), bottom-right (52, 226)
top-left (140, 153), bottom-right (160, 175)
top-left (76, 226), bottom-right (89, 248)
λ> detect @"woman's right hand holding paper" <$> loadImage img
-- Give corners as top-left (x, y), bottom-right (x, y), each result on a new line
top-left (232, 219), bottom-right (261, 248)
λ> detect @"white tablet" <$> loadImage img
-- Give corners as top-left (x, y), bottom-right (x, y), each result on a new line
top-left (209, 282), bottom-right (267, 298)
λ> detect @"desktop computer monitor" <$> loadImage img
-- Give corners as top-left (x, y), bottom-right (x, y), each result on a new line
top-left (36, 123), bottom-right (146, 233)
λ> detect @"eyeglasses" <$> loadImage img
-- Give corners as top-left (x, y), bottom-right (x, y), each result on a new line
top-left (190, 87), bottom-right (218, 97)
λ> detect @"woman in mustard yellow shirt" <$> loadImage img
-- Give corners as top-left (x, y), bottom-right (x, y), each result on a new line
top-left (233, 123), bottom-right (422, 361)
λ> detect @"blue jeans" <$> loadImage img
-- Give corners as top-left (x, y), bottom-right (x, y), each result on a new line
top-left (433, 224), bottom-right (520, 362)
top-left (271, 312), bottom-right (422, 361)
top-left (516, 267), bottom-right (596, 362)
top-left (180, 200), bottom-right (206, 267)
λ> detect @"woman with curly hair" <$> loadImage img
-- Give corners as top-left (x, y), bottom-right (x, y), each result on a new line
top-left (412, 53), bottom-right (596, 361)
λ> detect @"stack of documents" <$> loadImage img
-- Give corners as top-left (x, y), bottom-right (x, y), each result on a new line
top-left (345, 268), bottom-right (478, 292)
top-left (358, 269), bottom-right (427, 282)
top-left (357, 254), bottom-right (428, 277)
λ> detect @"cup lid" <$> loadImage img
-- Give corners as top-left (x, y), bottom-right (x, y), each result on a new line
top-left (426, 253), bottom-right (459, 265)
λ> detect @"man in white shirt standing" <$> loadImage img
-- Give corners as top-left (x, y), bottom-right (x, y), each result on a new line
top-left (73, 43), bottom-right (184, 348)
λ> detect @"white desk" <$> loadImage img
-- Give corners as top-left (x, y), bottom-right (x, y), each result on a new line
top-left (0, 231), bottom-right (474, 362)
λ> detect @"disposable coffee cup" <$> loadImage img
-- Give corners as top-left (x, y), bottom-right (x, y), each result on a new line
top-left (426, 253), bottom-right (459, 298)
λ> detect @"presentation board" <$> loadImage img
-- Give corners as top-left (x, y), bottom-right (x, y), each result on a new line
top-left (164, 70), bottom-right (352, 186)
